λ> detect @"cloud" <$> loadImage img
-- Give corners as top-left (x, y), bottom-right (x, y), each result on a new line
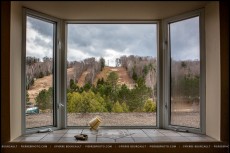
top-left (67, 24), bottom-right (157, 64)
top-left (26, 16), bottom-right (54, 61)
top-left (26, 16), bottom-right (199, 64)
top-left (27, 16), bottom-right (53, 38)
top-left (103, 49), bottom-right (130, 67)
top-left (170, 16), bottom-right (200, 61)
top-left (67, 48), bottom-right (92, 62)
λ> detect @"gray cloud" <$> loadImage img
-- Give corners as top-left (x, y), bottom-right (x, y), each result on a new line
top-left (170, 16), bottom-right (200, 61)
top-left (67, 24), bottom-right (157, 62)
top-left (27, 16), bottom-right (54, 38)
top-left (33, 36), bottom-right (53, 50)
top-left (26, 16), bottom-right (199, 64)
top-left (26, 16), bottom-right (54, 61)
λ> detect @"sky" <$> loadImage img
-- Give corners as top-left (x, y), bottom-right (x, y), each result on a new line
top-left (26, 16), bottom-right (54, 62)
top-left (67, 24), bottom-right (157, 66)
top-left (26, 16), bottom-right (200, 66)
top-left (170, 16), bottom-right (200, 61)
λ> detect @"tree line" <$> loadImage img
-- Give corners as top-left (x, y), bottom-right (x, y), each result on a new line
top-left (26, 56), bottom-right (53, 90)
top-left (27, 55), bottom-right (200, 112)
top-left (171, 60), bottom-right (200, 102)
top-left (67, 71), bottom-right (156, 113)
top-left (33, 71), bottom-right (157, 113)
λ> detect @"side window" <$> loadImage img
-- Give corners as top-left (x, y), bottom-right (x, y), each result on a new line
top-left (168, 16), bottom-right (202, 128)
top-left (25, 15), bottom-right (56, 129)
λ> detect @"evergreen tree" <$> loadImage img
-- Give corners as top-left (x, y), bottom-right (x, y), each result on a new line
top-left (35, 87), bottom-right (52, 110)
top-left (112, 101), bottom-right (123, 113)
top-left (99, 57), bottom-right (105, 71)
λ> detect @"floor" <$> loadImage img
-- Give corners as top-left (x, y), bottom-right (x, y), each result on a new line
top-left (12, 129), bottom-right (217, 143)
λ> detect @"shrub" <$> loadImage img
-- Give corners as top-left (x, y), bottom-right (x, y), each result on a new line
top-left (39, 72), bottom-right (44, 78)
top-left (144, 99), bottom-right (156, 112)
top-left (67, 90), bottom-right (107, 113)
top-left (69, 79), bottom-right (77, 91)
top-left (121, 102), bottom-right (129, 112)
top-left (99, 57), bottom-right (105, 71)
top-left (107, 72), bottom-right (119, 87)
top-left (132, 70), bottom-right (138, 81)
top-left (67, 92), bottom-right (81, 113)
top-left (26, 91), bottom-right (30, 102)
top-left (35, 88), bottom-right (52, 110)
top-left (112, 101), bottom-right (123, 113)
top-left (104, 96), bottom-right (113, 112)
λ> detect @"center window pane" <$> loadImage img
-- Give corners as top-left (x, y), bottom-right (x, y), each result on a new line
top-left (66, 24), bottom-right (157, 126)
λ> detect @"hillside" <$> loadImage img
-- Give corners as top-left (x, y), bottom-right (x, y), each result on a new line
top-left (75, 66), bottom-right (135, 88)
top-left (27, 75), bottom-right (52, 103)
top-left (28, 67), bottom-right (75, 104)
top-left (77, 70), bottom-right (90, 87)
top-left (93, 66), bottom-right (135, 88)
top-left (27, 66), bottom-right (135, 104)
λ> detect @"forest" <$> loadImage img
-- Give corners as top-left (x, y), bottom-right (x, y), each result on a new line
top-left (26, 55), bottom-right (199, 114)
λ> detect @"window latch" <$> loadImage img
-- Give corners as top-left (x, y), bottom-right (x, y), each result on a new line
top-left (58, 103), bottom-right (64, 109)
top-left (165, 103), bottom-right (168, 109)
top-left (58, 41), bottom-right (61, 50)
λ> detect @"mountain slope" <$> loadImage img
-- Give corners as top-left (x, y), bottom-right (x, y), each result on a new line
top-left (27, 66), bottom-right (135, 104)
top-left (93, 66), bottom-right (135, 88)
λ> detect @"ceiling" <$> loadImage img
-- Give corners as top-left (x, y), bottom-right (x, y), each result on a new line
top-left (18, 1), bottom-right (209, 20)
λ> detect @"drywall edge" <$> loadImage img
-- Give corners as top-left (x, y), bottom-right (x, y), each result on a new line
top-left (205, 1), bottom-right (220, 140)
top-left (10, 1), bottom-right (22, 140)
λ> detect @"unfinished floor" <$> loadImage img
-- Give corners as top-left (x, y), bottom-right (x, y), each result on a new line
top-left (11, 129), bottom-right (217, 143)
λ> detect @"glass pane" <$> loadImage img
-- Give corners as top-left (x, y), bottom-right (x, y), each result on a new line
top-left (170, 17), bottom-right (200, 128)
top-left (26, 16), bottom-right (54, 128)
top-left (67, 24), bottom-right (157, 126)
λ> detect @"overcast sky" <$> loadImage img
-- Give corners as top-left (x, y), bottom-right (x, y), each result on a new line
top-left (26, 16), bottom-right (54, 61)
top-left (170, 16), bottom-right (200, 61)
top-left (26, 16), bottom-right (199, 66)
top-left (67, 24), bottom-right (157, 66)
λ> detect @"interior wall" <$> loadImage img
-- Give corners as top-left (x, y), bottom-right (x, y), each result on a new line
top-left (10, 1), bottom-right (22, 140)
top-left (205, 1), bottom-right (220, 140)
top-left (20, 1), bottom-right (207, 20)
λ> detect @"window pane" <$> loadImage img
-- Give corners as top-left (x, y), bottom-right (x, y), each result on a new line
top-left (170, 17), bottom-right (200, 128)
top-left (25, 16), bottom-right (54, 128)
top-left (67, 24), bottom-right (157, 126)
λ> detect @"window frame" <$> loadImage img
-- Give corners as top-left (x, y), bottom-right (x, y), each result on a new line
top-left (162, 9), bottom-right (206, 134)
top-left (63, 21), bottom-right (160, 129)
top-left (22, 8), bottom-right (62, 134)
top-left (21, 8), bottom-right (205, 133)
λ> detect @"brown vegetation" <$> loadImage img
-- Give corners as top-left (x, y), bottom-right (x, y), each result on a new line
top-left (28, 75), bottom-right (52, 104)
top-left (93, 66), bottom-right (135, 88)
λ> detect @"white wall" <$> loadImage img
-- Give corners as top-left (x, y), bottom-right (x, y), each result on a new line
top-left (10, 1), bottom-right (22, 140)
top-left (205, 1), bottom-right (220, 140)
top-left (20, 1), bottom-right (207, 20)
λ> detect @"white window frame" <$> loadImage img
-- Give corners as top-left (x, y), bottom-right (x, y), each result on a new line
top-left (162, 9), bottom-right (206, 134)
top-left (63, 21), bottom-right (160, 129)
top-left (21, 8), bottom-right (206, 134)
top-left (22, 8), bottom-right (62, 134)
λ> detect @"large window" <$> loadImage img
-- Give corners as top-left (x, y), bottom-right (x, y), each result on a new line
top-left (66, 24), bottom-right (158, 126)
top-left (24, 13), bottom-right (57, 129)
top-left (22, 8), bottom-right (204, 133)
